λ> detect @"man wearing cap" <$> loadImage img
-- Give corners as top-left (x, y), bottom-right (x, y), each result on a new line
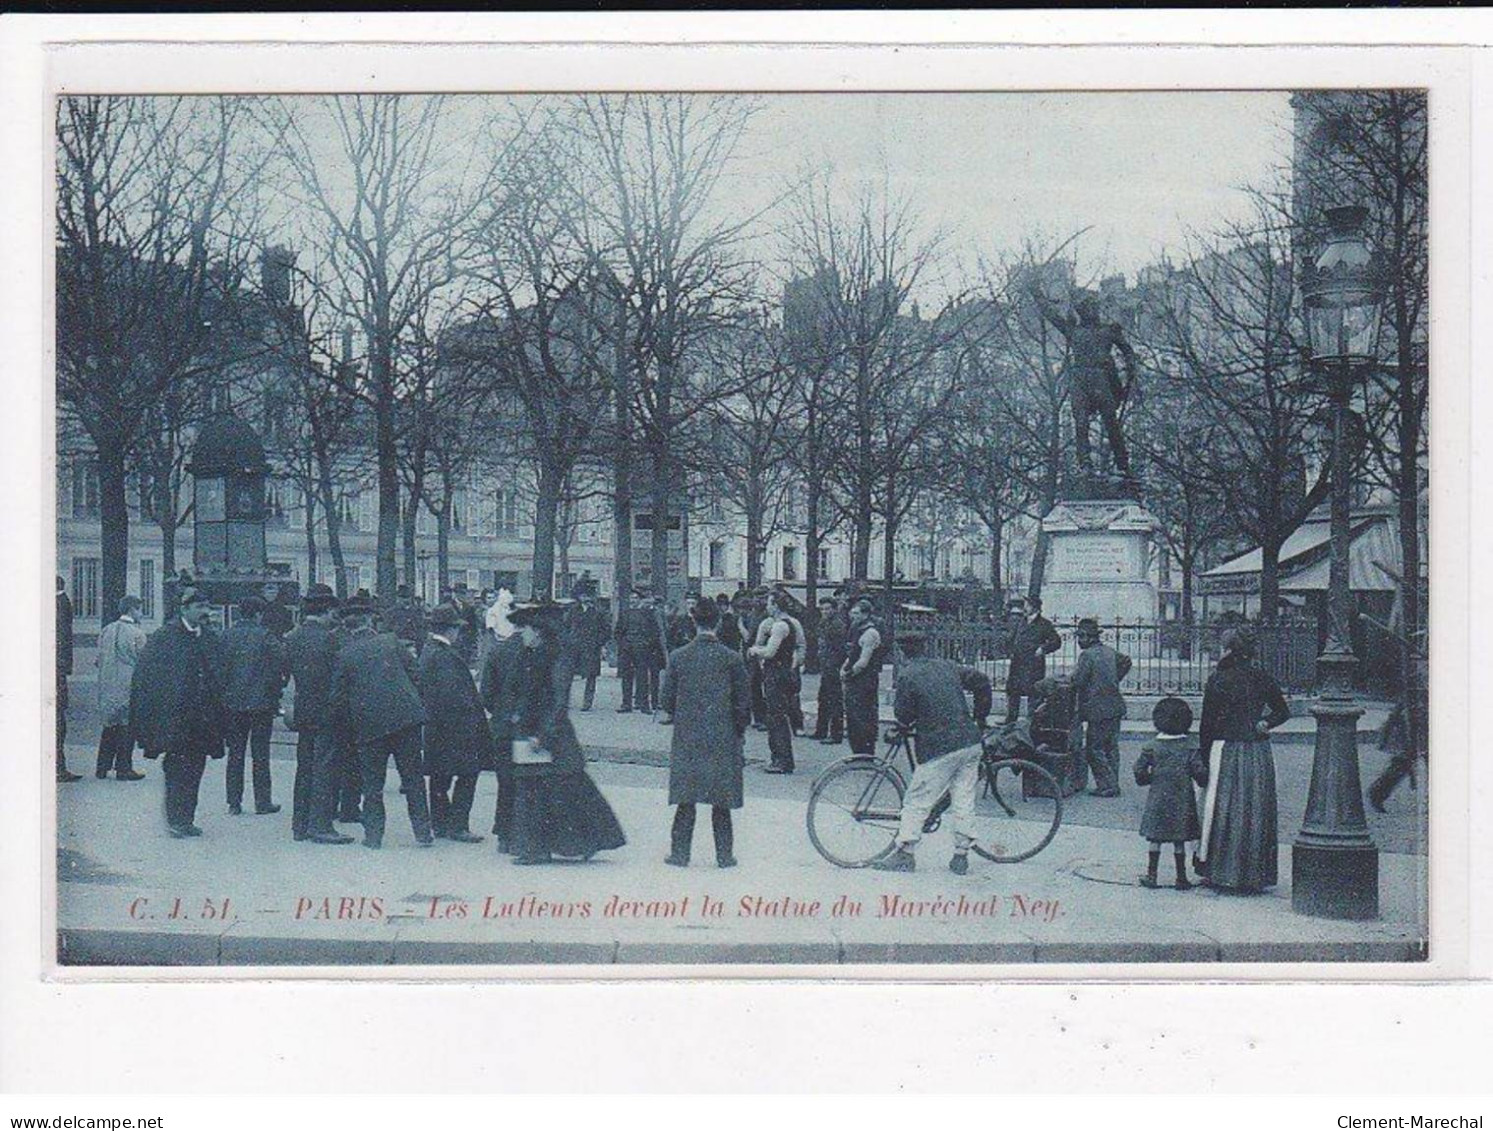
top-left (1070, 618), bottom-right (1133, 797)
top-left (95, 595), bottom-right (147, 781)
top-left (129, 588), bottom-right (228, 837)
top-left (812, 595), bottom-right (848, 745)
top-left (283, 584), bottom-right (354, 844)
top-left (219, 595), bottom-right (287, 816)
top-left (841, 599), bottom-right (885, 758)
top-left (419, 605), bottom-right (492, 843)
top-left (1004, 596), bottom-right (1063, 724)
top-left (873, 631), bottom-right (994, 875)
top-left (331, 593), bottom-right (434, 848)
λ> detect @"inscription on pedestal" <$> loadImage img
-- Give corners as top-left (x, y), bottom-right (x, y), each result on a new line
top-left (1051, 534), bottom-right (1133, 581)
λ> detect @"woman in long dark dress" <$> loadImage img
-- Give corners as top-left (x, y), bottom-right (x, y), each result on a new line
top-left (1196, 629), bottom-right (1291, 893)
top-left (506, 602), bottom-right (626, 866)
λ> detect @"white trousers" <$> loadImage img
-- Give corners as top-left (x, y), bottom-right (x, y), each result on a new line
top-left (896, 743), bottom-right (984, 850)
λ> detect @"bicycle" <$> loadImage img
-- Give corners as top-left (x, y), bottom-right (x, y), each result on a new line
top-left (805, 721), bottom-right (1063, 868)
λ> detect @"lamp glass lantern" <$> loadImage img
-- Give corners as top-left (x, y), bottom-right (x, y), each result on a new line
top-left (1301, 205), bottom-right (1386, 372)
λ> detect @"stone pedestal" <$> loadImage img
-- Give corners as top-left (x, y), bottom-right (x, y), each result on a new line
top-left (1040, 499), bottom-right (1159, 641)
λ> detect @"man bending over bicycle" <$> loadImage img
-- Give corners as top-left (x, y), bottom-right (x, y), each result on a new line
top-left (874, 630), bottom-right (993, 875)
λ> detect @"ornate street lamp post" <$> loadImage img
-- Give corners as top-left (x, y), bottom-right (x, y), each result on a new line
top-left (1293, 204), bottom-right (1386, 920)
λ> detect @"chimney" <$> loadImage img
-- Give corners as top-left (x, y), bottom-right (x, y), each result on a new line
top-left (261, 245), bottom-right (294, 307)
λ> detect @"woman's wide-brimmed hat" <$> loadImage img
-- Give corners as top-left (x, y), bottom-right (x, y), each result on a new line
top-left (508, 600), bottom-right (568, 628)
top-left (342, 591), bottom-right (375, 616)
top-left (301, 583), bottom-right (339, 614)
top-left (427, 603), bottom-right (465, 630)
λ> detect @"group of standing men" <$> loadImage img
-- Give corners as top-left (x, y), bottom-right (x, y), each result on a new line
top-left (106, 580), bottom-right (544, 850)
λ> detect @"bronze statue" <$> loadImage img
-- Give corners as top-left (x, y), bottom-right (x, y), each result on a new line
top-left (1030, 283), bottom-right (1137, 481)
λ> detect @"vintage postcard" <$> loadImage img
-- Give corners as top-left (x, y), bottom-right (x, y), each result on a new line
top-left (45, 55), bottom-right (1449, 975)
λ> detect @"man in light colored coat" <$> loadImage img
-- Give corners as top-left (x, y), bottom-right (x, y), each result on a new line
top-left (96, 595), bottom-right (147, 780)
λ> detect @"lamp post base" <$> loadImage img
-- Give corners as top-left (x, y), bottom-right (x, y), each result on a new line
top-left (1291, 842), bottom-right (1379, 920)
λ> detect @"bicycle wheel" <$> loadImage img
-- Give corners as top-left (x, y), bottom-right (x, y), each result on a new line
top-left (966, 757), bottom-right (1063, 863)
top-left (806, 758), bottom-right (906, 868)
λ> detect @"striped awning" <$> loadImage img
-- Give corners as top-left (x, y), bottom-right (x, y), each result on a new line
top-left (1200, 507), bottom-right (1401, 595)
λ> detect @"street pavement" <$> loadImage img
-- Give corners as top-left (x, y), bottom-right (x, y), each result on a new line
top-left (55, 669), bottom-right (1427, 968)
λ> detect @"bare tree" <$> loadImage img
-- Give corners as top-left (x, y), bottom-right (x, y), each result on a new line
top-left (278, 94), bottom-right (481, 599)
top-left (701, 307), bottom-right (799, 590)
top-left (569, 94), bottom-right (761, 601)
top-left (466, 123), bottom-right (617, 599)
top-left (1294, 90), bottom-right (1428, 745)
top-left (787, 182), bottom-right (981, 597)
top-left (56, 95), bottom-right (265, 616)
top-left (1162, 201), bottom-right (1339, 623)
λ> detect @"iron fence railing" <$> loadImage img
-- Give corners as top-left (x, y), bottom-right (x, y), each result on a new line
top-left (911, 618), bottom-right (1319, 697)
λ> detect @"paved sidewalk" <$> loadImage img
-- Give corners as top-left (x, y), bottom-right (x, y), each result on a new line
top-left (57, 759), bottom-right (1427, 968)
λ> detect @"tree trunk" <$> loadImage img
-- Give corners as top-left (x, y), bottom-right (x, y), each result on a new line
top-left (611, 299), bottom-right (633, 622)
top-left (650, 445), bottom-right (671, 603)
top-left (988, 509), bottom-right (1004, 601)
top-left (376, 410), bottom-right (400, 600)
top-left (401, 471), bottom-right (421, 592)
top-left (530, 461), bottom-right (562, 601)
top-left (436, 500), bottom-right (451, 595)
top-left (805, 481), bottom-right (821, 607)
top-left (1027, 412), bottom-right (1062, 601)
top-left (302, 484), bottom-right (319, 584)
top-left (97, 437), bottom-right (130, 621)
top-left (316, 456), bottom-right (347, 598)
top-left (745, 482), bottom-right (763, 591)
top-left (1259, 540), bottom-right (1281, 627)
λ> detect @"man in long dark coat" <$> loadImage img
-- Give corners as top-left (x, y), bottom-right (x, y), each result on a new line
top-left (813, 595), bottom-right (848, 745)
top-left (660, 598), bottom-right (751, 868)
top-left (480, 614), bottom-right (526, 851)
top-left (330, 594), bottom-right (433, 849)
top-left (564, 594), bottom-right (608, 711)
top-left (219, 596), bottom-right (286, 816)
top-left (1004, 596), bottom-right (1063, 723)
top-left (283, 584), bottom-right (353, 844)
top-left (56, 576), bottom-right (80, 782)
top-left (419, 604), bottom-right (492, 842)
top-left (129, 587), bottom-right (227, 837)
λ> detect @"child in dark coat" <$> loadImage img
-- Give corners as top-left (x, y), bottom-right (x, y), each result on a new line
top-left (1132, 697), bottom-right (1207, 890)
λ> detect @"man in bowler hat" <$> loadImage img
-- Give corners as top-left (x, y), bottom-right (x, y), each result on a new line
top-left (1071, 617), bottom-right (1132, 797)
top-left (283, 584), bottom-right (354, 844)
top-left (330, 592), bottom-right (433, 848)
top-left (129, 587), bottom-right (228, 837)
top-left (419, 604), bottom-right (492, 842)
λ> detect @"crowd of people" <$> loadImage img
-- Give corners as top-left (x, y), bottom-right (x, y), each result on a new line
top-left (54, 573), bottom-right (1343, 891)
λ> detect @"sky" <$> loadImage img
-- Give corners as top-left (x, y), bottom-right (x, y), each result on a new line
top-left (263, 90), bottom-right (1296, 311)
top-left (723, 91), bottom-right (1295, 294)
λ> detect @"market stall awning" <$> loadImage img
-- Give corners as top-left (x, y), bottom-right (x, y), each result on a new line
top-left (1199, 506), bottom-right (1400, 596)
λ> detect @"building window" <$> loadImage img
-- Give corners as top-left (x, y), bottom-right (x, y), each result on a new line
top-left (71, 459), bottom-right (100, 519)
top-left (341, 565), bottom-right (362, 596)
top-left (451, 489), bottom-right (467, 534)
top-left (356, 564), bottom-right (372, 593)
top-left (709, 540), bottom-right (726, 578)
top-left (139, 559), bottom-right (156, 619)
top-left (265, 479), bottom-right (289, 527)
top-left (781, 545), bottom-right (799, 581)
top-left (497, 488), bottom-right (519, 537)
top-left (335, 492), bottom-right (358, 529)
top-left (71, 557), bottom-right (99, 619)
top-left (817, 547), bottom-right (831, 580)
